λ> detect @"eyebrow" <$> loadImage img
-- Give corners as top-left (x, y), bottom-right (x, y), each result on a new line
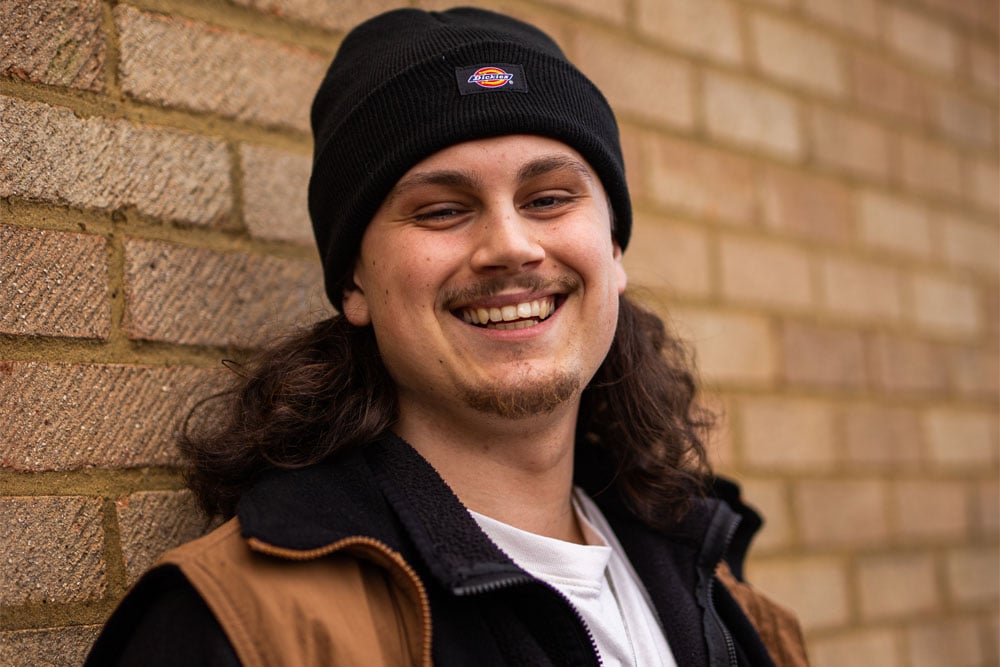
top-left (517, 154), bottom-right (594, 183)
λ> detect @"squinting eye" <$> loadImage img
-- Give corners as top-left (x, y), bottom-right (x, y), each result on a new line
top-left (414, 208), bottom-right (461, 221)
top-left (526, 196), bottom-right (562, 209)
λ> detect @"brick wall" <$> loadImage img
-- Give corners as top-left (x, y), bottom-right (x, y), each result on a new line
top-left (1, 0), bottom-right (996, 664)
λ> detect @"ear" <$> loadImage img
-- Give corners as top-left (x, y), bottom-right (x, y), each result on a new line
top-left (341, 272), bottom-right (372, 326)
top-left (613, 243), bottom-right (627, 295)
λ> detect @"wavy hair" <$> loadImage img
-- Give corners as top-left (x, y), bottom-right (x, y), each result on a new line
top-left (181, 294), bottom-right (713, 524)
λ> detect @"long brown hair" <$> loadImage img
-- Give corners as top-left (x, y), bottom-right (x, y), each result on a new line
top-left (181, 294), bottom-right (713, 523)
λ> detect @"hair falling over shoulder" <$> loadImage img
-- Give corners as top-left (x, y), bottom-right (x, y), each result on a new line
top-left (181, 294), bottom-right (713, 524)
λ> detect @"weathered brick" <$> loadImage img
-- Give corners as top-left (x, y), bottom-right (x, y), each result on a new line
top-left (907, 618), bottom-right (984, 667)
top-left (0, 496), bottom-right (105, 605)
top-left (844, 404), bottom-right (923, 468)
top-left (116, 490), bottom-right (214, 584)
top-left (886, 6), bottom-right (959, 75)
top-left (857, 189), bottom-right (932, 258)
top-left (899, 135), bottom-right (964, 200)
top-left (920, 0), bottom-right (984, 25)
top-left (858, 553), bottom-right (939, 619)
top-left (0, 0), bottom-right (104, 91)
top-left (232, 0), bottom-right (412, 31)
top-left (739, 478), bottom-right (793, 551)
top-left (671, 308), bottom-right (776, 385)
top-left (757, 166), bottom-right (852, 244)
top-left (870, 334), bottom-right (950, 394)
top-left (977, 480), bottom-right (999, 535)
top-left (893, 480), bottom-right (970, 541)
top-left (969, 41), bottom-right (1000, 93)
top-left (0, 226), bottom-right (109, 339)
top-left (848, 51), bottom-right (927, 124)
top-left (750, 13), bottom-right (846, 96)
top-left (910, 273), bottom-right (982, 338)
top-left (809, 106), bottom-right (890, 180)
top-left (634, 0), bottom-right (743, 64)
top-left (794, 479), bottom-right (889, 547)
top-left (809, 629), bottom-right (901, 667)
top-left (950, 346), bottom-right (1000, 399)
top-left (624, 215), bottom-right (711, 297)
top-left (0, 626), bottom-right (101, 667)
top-left (800, 0), bottom-right (880, 40)
top-left (0, 362), bottom-right (229, 471)
top-left (739, 396), bottom-right (837, 470)
top-left (572, 29), bottom-right (693, 130)
top-left (946, 546), bottom-right (1000, 606)
top-left (748, 556), bottom-right (849, 630)
top-left (781, 321), bottom-right (867, 389)
top-left (115, 6), bottom-right (326, 133)
top-left (123, 239), bottom-right (329, 347)
top-left (941, 213), bottom-right (1000, 276)
top-left (0, 96), bottom-right (231, 225)
top-left (968, 154), bottom-right (1000, 213)
top-left (932, 90), bottom-right (997, 149)
top-left (924, 409), bottom-right (998, 467)
top-left (646, 135), bottom-right (756, 225)
top-left (240, 145), bottom-right (313, 245)
top-left (820, 255), bottom-right (903, 323)
top-left (720, 236), bottom-right (813, 309)
top-left (704, 72), bottom-right (803, 160)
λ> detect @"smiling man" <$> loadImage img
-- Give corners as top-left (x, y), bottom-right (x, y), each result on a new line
top-left (88, 7), bottom-right (807, 667)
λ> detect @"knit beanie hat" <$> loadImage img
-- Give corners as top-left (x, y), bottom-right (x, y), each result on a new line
top-left (308, 6), bottom-right (631, 309)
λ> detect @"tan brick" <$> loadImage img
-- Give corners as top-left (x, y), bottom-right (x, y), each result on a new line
top-left (858, 553), bottom-right (939, 619)
top-left (635, 0), bottom-right (743, 64)
top-left (968, 155), bottom-right (1000, 213)
top-left (750, 13), bottom-right (846, 96)
top-left (572, 29), bottom-right (693, 130)
top-left (978, 480), bottom-right (999, 535)
top-left (115, 6), bottom-right (326, 133)
top-left (794, 479), bottom-right (889, 547)
top-left (0, 626), bottom-right (101, 667)
top-left (0, 96), bottom-right (231, 225)
top-left (848, 51), bottom-right (927, 124)
top-left (704, 72), bottom-right (803, 160)
top-left (646, 135), bottom-right (756, 225)
top-left (240, 145), bottom-right (313, 245)
top-left (950, 346), bottom-right (1000, 399)
top-left (893, 480), bottom-right (970, 541)
top-left (941, 213), bottom-right (1000, 276)
top-left (739, 397), bottom-right (837, 469)
top-left (758, 166), bottom-right (852, 244)
top-left (671, 308), bottom-right (777, 385)
top-left (720, 236), bottom-right (814, 309)
top-left (740, 478), bottom-right (793, 551)
top-left (820, 255), bottom-right (903, 323)
top-left (857, 189), bottom-right (932, 258)
top-left (800, 0), bottom-right (880, 39)
top-left (623, 215), bottom-right (712, 297)
top-left (809, 106), bottom-right (890, 180)
top-left (870, 334), bottom-right (950, 394)
top-left (0, 0), bottom-right (104, 91)
top-left (925, 409), bottom-right (998, 467)
top-left (233, 0), bottom-right (421, 31)
top-left (986, 613), bottom-right (1000, 667)
top-left (932, 90), bottom-right (997, 149)
top-left (910, 273), bottom-right (982, 338)
top-left (810, 629), bottom-right (901, 667)
top-left (844, 404), bottom-right (923, 468)
top-left (920, 0), bottom-right (984, 25)
top-left (781, 321), bottom-right (867, 389)
top-left (123, 239), bottom-right (329, 347)
top-left (530, 0), bottom-right (628, 24)
top-left (970, 42), bottom-right (1000, 94)
top-left (0, 226), bottom-right (109, 339)
top-left (907, 618), bottom-right (984, 667)
top-left (116, 490), bottom-right (214, 584)
top-left (0, 496), bottom-right (105, 605)
top-left (0, 362), bottom-right (229, 471)
top-left (748, 556), bottom-right (850, 630)
top-left (886, 6), bottom-right (959, 75)
top-left (899, 135), bottom-right (964, 200)
top-left (946, 546), bottom-right (1000, 606)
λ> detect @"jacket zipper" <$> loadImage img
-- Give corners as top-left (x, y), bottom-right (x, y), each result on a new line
top-left (707, 514), bottom-right (742, 667)
top-left (246, 535), bottom-right (433, 667)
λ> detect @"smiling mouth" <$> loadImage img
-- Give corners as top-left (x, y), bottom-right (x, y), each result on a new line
top-left (457, 296), bottom-right (558, 330)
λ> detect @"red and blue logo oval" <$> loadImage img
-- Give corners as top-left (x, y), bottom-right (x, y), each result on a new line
top-left (467, 66), bottom-right (514, 88)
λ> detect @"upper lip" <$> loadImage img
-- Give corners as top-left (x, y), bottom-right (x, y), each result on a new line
top-left (450, 289), bottom-right (558, 311)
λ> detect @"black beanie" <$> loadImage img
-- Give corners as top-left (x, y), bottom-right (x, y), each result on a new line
top-left (308, 6), bottom-right (631, 309)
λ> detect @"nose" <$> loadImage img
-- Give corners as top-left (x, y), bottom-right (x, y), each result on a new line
top-left (470, 206), bottom-right (545, 273)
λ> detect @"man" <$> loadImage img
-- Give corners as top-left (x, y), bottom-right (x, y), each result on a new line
top-left (88, 7), bottom-right (807, 666)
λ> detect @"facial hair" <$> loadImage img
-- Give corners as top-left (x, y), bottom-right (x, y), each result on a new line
top-left (457, 369), bottom-right (581, 419)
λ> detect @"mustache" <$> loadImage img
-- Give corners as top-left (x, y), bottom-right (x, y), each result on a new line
top-left (442, 274), bottom-right (580, 310)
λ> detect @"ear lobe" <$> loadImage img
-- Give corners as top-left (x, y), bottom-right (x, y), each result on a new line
top-left (341, 281), bottom-right (372, 326)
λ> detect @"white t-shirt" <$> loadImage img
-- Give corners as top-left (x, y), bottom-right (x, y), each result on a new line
top-left (469, 489), bottom-right (677, 667)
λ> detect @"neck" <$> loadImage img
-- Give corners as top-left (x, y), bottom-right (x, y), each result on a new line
top-left (393, 398), bottom-right (585, 544)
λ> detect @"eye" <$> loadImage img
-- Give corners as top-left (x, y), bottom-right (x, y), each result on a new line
top-left (525, 196), bottom-right (563, 209)
top-left (412, 206), bottom-right (468, 224)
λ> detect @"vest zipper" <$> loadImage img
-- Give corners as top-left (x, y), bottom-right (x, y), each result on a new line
top-left (246, 535), bottom-right (433, 667)
top-left (707, 513), bottom-right (742, 667)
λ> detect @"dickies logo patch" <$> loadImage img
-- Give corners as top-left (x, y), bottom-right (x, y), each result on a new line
top-left (456, 64), bottom-right (529, 95)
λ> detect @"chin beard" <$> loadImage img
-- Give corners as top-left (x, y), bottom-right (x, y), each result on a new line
top-left (458, 371), bottom-right (581, 419)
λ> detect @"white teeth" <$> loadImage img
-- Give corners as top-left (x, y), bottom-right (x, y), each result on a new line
top-left (489, 307), bottom-right (502, 322)
top-left (477, 308), bottom-right (489, 324)
top-left (517, 302), bottom-right (532, 318)
top-left (460, 296), bottom-right (557, 328)
top-left (531, 301), bottom-right (541, 317)
top-left (501, 305), bottom-right (518, 321)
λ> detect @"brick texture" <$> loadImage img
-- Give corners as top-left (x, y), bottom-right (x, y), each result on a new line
top-left (925, 410), bottom-right (998, 467)
top-left (809, 107), bottom-right (890, 180)
top-left (749, 557), bottom-right (850, 630)
top-left (757, 166), bottom-right (852, 244)
top-left (848, 51), bottom-right (927, 124)
top-left (858, 553), bottom-right (939, 619)
top-left (0, 626), bottom-right (101, 667)
top-left (820, 255), bottom-right (903, 323)
top-left (0, 0), bottom-right (105, 91)
top-left (780, 321), bottom-right (867, 389)
top-left (123, 239), bottom-right (329, 347)
top-left (910, 273), bottom-right (982, 338)
top-left (0, 96), bottom-right (231, 225)
top-left (0, 226), bottom-right (110, 339)
top-left (116, 490), bottom-right (214, 584)
top-left (893, 480), bottom-right (970, 542)
top-left (899, 135), bottom-right (964, 200)
top-left (844, 404), bottom-right (923, 468)
top-left (704, 72), bottom-right (803, 159)
top-left (750, 13), bottom-right (846, 96)
top-left (870, 334), bottom-right (950, 394)
top-left (794, 479), bottom-right (889, 547)
top-left (0, 496), bottom-right (105, 605)
top-left (115, 6), bottom-right (326, 133)
top-left (719, 236), bottom-right (814, 309)
top-left (946, 547), bottom-right (1000, 607)
top-left (671, 309), bottom-right (776, 385)
top-left (739, 397), bottom-right (837, 469)
top-left (635, 0), bottom-right (743, 64)
top-left (231, 0), bottom-right (405, 31)
top-left (240, 145), bottom-right (314, 245)
top-left (885, 6), bottom-right (959, 75)
top-left (0, 363), bottom-right (228, 471)
top-left (809, 629), bottom-right (900, 667)
top-left (856, 189), bottom-right (932, 258)
top-left (800, 0), bottom-right (879, 40)
top-left (623, 216), bottom-right (711, 296)
top-left (907, 619), bottom-right (984, 667)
